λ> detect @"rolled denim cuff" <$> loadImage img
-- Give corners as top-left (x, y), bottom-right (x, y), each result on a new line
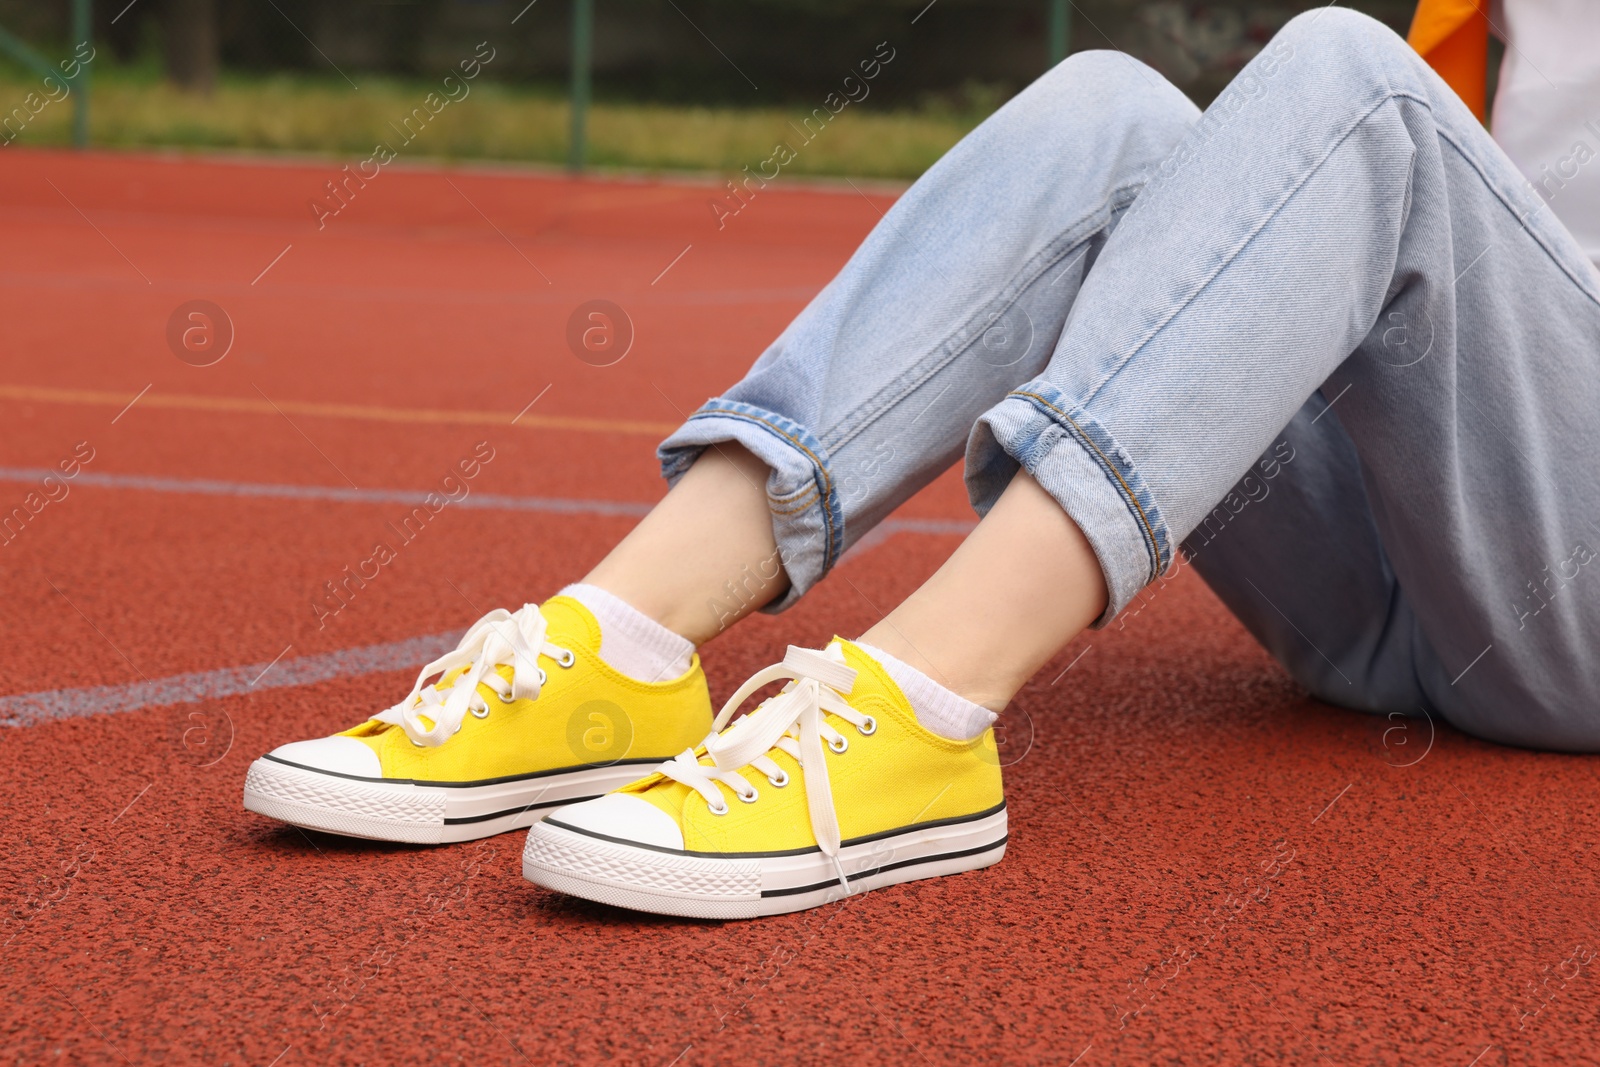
top-left (966, 380), bottom-right (1173, 627)
top-left (658, 398), bottom-right (843, 613)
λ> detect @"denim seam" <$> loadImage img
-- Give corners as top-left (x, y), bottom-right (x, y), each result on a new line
top-left (769, 491), bottom-right (820, 517)
top-left (767, 481), bottom-right (817, 506)
top-left (767, 480), bottom-right (815, 502)
top-left (1433, 127), bottom-right (1600, 308)
top-left (822, 183), bottom-right (1145, 456)
top-left (1080, 90), bottom-right (1409, 406)
top-left (1008, 389), bottom-right (1165, 579)
top-left (682, 405), bottom-right (842, 571)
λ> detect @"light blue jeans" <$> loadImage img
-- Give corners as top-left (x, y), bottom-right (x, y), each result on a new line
top-left (659, 10), bottom-right (1600, 751)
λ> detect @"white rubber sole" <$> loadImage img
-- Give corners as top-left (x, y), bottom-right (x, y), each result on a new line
top-left (242, 754), bottom-right (660, 844)
top-left (522, 802), bottom-right (1007, 918)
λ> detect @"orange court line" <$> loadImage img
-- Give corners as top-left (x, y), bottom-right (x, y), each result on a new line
top-left (0, 383), bottom-right (680, 437)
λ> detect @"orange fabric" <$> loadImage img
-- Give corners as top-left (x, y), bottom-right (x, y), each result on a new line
top-left (1407, 0), bottom-right (1491, 121)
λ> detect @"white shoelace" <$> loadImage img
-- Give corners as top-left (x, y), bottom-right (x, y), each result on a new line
top-left (659, 644), bottom-right (876, 889)
top-left (373, 603), bottom-right (573, 746)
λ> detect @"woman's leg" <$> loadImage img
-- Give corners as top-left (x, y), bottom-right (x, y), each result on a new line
top-left (955, 9), bottom-right (1600, 747)
top-left (583, 443), bottom-right (787, 645)
top-left (860, 469), bottom-right (1106, 710)
top-left (644, 51), bottom-right (1198, 624)
top-left (618, 7), bottom-right (1600, 749)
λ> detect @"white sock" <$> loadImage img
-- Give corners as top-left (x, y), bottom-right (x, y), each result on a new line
top-left (854, 642), bottom-right (996, 741)
top-left (560, 584), bottom-right (695, 683)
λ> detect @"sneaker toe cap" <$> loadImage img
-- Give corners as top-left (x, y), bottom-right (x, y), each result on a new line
top-left (268, 736), bottom-right (383, 778)
top-left (551, 793), bottom-right (684, 850)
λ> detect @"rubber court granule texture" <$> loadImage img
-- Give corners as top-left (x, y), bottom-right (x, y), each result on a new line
top-left (1, 150), bottom-right (1598, 1066)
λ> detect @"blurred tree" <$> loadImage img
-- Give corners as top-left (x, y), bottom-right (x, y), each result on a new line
top-left (161, 0), bottom-right (217, 93)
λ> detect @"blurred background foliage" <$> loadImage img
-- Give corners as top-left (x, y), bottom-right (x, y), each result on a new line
top-left (0, 0), bottom-right (1419, 178)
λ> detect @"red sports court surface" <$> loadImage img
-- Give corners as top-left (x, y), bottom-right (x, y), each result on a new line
top-left (1, 148), bottom-right (1596, 1066)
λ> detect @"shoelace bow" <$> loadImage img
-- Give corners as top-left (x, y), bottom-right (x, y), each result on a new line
top-left (660, 645), bottom-right (875, 889)
top-left (374, 603), bottom-right (572, 746)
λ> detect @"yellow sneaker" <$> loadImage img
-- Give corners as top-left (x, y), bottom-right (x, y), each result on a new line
top-left (522, 639), bottom-right (1006, 918)
top-left (242, 596), bottom-right (712, 844)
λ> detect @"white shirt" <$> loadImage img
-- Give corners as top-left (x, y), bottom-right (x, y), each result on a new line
top-left (1491, 0), bottom-right (1600, 269)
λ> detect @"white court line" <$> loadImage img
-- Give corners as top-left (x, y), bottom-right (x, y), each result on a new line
top-left (0, 469), bottom-right (974, 726)
top-left (0, 467), bottom-right (656, 517)
top-left (0, 631), bottom-right (457, 727)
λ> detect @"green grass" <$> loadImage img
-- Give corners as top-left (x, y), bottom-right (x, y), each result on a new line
top-left (0, 65), bottom-right (995, 180)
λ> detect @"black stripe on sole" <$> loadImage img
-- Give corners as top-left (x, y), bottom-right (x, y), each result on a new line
top-left (543, 799), bottom-right (1008, 860)
top-left (444, 794), bottom-right (604, 825)
top-left (261, 753), bottom-right (660, 789)
top-left (760, 835), bottom-right (1009, 898)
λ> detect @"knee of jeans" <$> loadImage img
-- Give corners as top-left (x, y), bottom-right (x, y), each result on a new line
top-left (1280, 5), bottom-right (1396, 46)
top-left (1023, 49), bottom-right (1197, 138)
top-left (1274, 6), bottom-right (1418, 85)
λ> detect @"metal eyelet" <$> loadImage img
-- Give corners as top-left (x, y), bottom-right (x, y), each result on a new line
top-left (858, 716), bottom-right (877, 736)
top-left (828, 735), bottom-right (849, 754)
top-left (557, 650), bottom-right (576, 668)
top-left (537, 668), bottom-right (547, 685)
top-left (767, 769), bottom-right (790, 788)
top-left (470, 705), bottom-right (491, 719)
top-left (707, 798), bottom-right (730, 816)
top-left (738, 787), bottom-right (759, 804)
